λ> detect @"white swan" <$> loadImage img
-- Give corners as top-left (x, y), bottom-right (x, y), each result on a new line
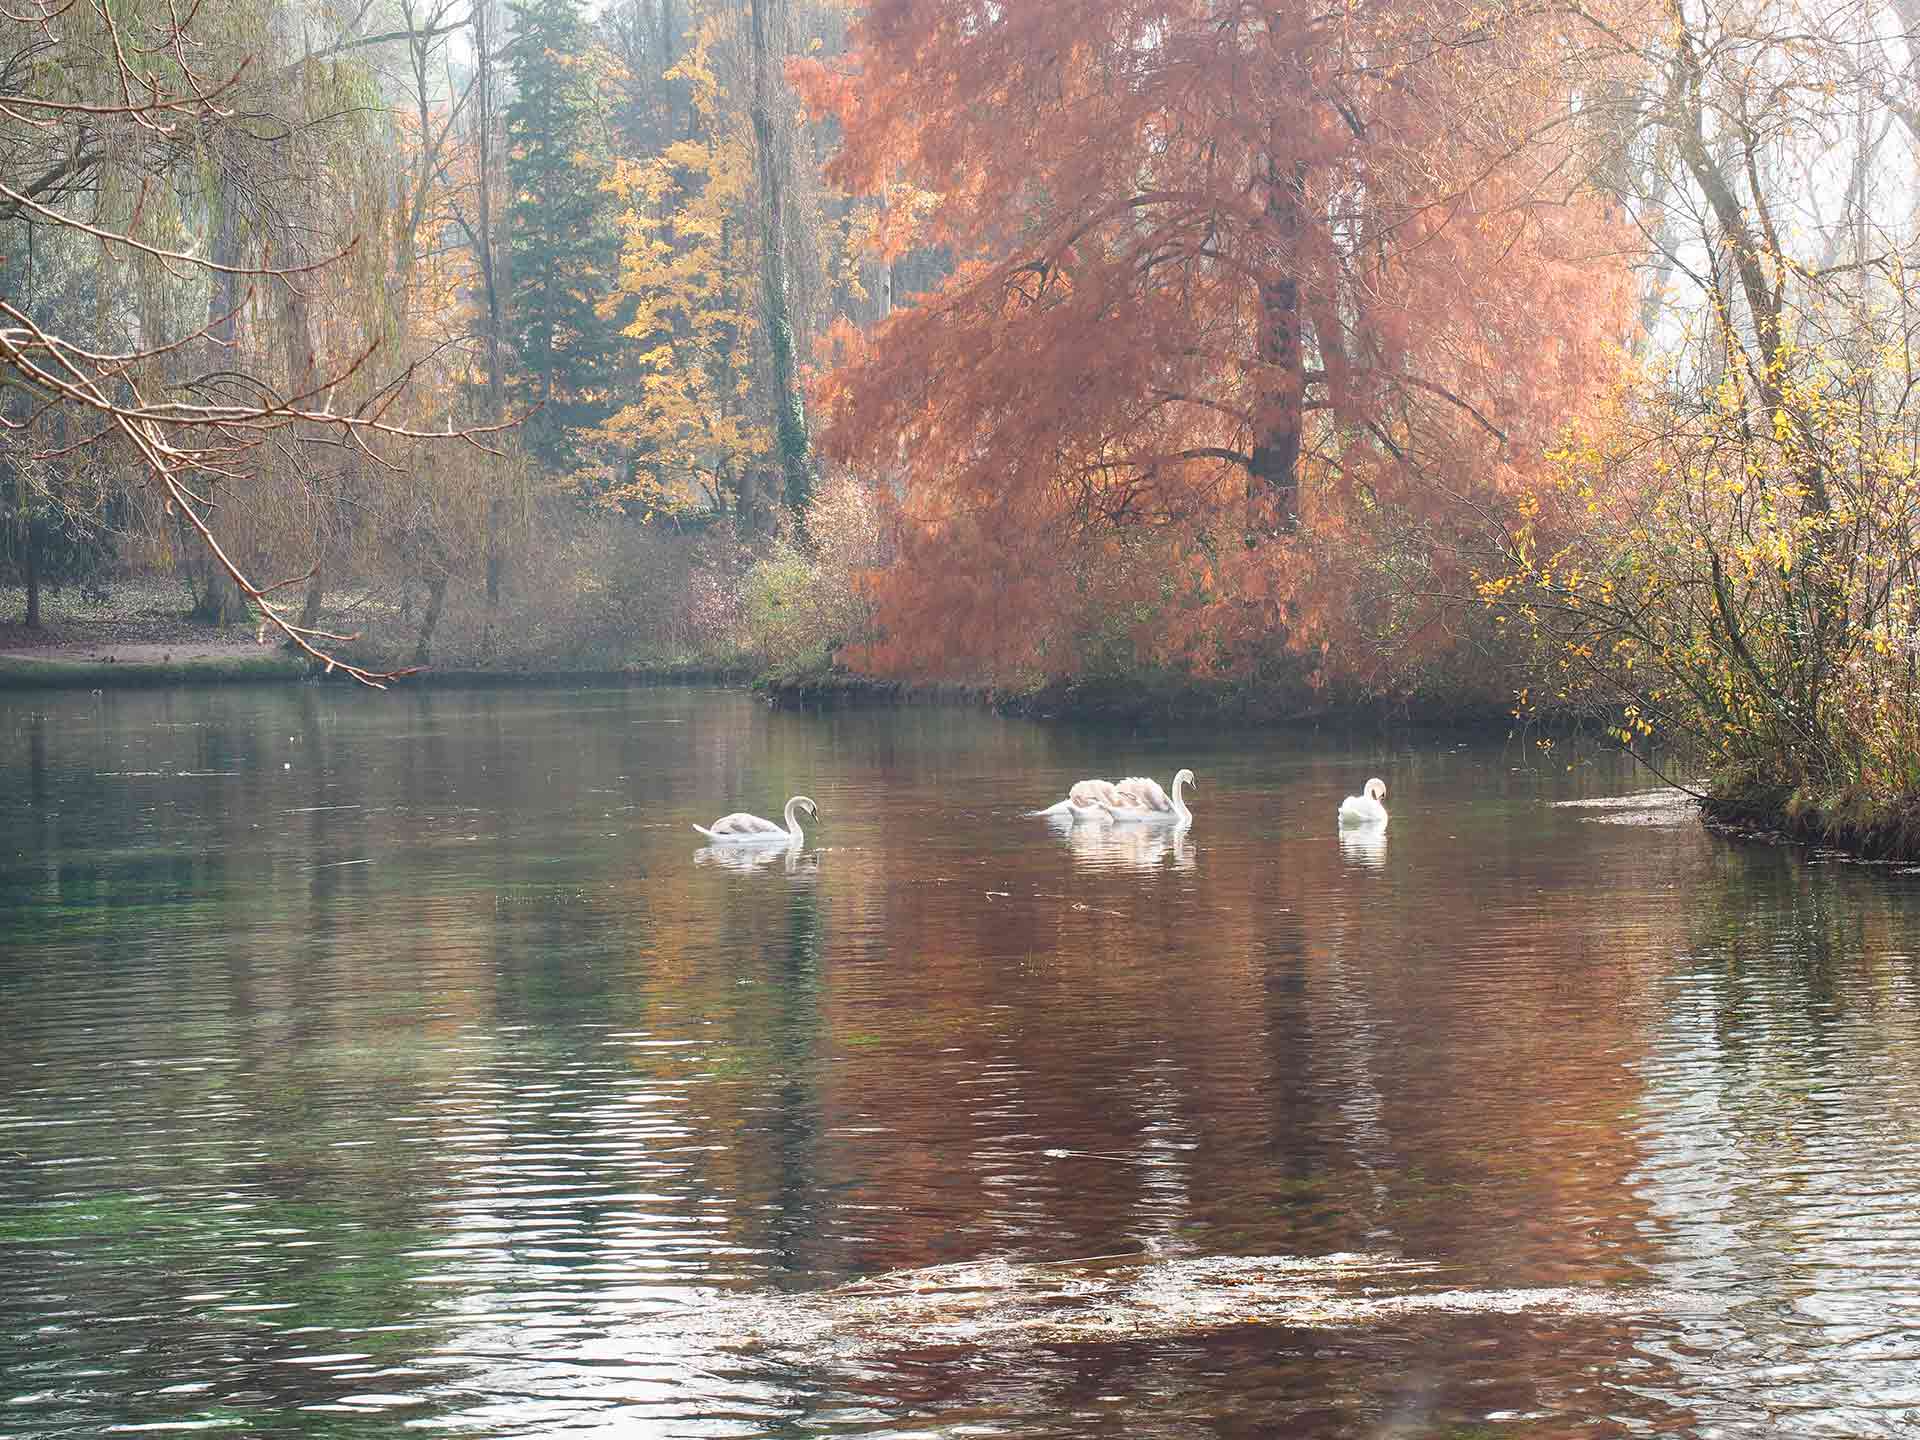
top-left (1338, 777), bottom-right (1388, 827)
top-left (1100, 768), bottom-right (1195, 824)
top-left (693, 794), bottom-right (816, 844)
top-left (1113, 774), bottom-right (1176, 811)
top-left (1032, 778), bottom-right (1129, 821)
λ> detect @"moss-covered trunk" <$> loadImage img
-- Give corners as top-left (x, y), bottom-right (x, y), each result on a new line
top-left (748, 0), bottom-right (814, 518)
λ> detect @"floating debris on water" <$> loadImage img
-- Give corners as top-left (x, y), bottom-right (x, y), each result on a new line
top-left (632, 1253), bottom-right (1687, 1360)
top-left (1552, 790), bottom-right (1698, 826)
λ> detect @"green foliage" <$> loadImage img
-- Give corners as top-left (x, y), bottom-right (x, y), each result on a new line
top-left (739, 471), bottom-right (886, 668)
top-left (505, 0), bottom-right (623, 474)
top-left (742, 543), bottom-right (818, 667)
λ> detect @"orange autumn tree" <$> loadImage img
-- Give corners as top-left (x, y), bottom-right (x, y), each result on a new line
top-left (797, 0), bottom-right (1635, 689)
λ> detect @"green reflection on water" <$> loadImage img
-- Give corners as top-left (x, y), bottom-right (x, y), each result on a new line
top-left (1, 1194), bottom-right (440, 1348)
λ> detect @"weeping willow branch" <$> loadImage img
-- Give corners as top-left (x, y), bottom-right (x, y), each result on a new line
top-left (0, 0), bottom-right (542, 686)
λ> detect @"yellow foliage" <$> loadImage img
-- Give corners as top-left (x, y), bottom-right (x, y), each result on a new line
top-left (1485, 330), bottom-right (1920, 799)
top-left (597, 8), bottom-right (769, 516)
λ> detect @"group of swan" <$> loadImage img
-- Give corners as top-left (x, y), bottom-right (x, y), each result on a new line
top-left (1039, 771), bottom-right (1389, 829)
top-left (1032, 769), bottom-right (1196, 825)
top-left (694, 773), bottom-right (1388, 849)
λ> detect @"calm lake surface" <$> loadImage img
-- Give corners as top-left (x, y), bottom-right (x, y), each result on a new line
top-left (5, 685), bottom-right (1920, 1438)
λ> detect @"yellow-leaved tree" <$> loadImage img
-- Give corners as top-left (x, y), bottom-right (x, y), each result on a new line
top-left (599, 9), bottom-right (771, 524)
top-left (1484, 0), bottom-right (1920, 846)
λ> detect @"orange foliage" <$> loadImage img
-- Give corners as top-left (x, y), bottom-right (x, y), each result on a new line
top-left (796, 0), bottom-right (1636, 686)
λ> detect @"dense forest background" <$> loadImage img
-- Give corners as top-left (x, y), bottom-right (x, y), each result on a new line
top-left (1, 0), bottom-right (916, 679)
top-left (8, 0), bottom-right (1920, 813)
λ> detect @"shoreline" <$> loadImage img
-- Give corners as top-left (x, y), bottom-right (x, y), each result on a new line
top-left (1698, 783), bottom-right (1920, 865)
top-left (755, 665), bottom-right (1522, 733)
top-left (3, 632), bottom-right (1515, 734)
top-left (13, 632), bottom-right (1920, 863)
top-left (0, 644), bottom-right (755, 692)
top-left (0, 641), bottom-right (306, 687)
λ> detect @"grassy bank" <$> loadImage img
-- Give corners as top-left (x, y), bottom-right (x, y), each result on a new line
top-left (0, 650), bottom-right (758, 693)
top-left (0, 652), bottom-right (305, 688)
top-left (1699, 777), bottom-right (1920, 861)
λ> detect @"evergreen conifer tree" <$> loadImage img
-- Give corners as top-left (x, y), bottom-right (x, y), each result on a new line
top-left (504, 0), bottom-right (619, 473)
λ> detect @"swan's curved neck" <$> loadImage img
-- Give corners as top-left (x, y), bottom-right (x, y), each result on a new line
top-left (1171, 773), bottom-right (1191, 823)
top-left (783, 798), bottom-right (806, 839)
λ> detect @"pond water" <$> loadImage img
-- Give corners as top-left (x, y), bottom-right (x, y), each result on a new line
top-left (4, 685), bottom-right (1920, 1438)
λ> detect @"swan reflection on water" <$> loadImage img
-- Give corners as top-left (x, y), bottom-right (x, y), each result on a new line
top-left (693, 841), bottom-right (816, 874)
top-left (1337, 821), bottom-right (1389, 868)
top-left (1049, 813), bottom-right (1195, 871)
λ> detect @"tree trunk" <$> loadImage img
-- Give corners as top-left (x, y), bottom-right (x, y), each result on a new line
top-left (414, 573), bottom-right (448, 666)
top-left (1666, 12), bottom-right (1843, 707)
top-left (190, 564), bottom-right (248, 626)
top-left (172, 504), bottom-right (246, 625)
top-left (298, 567), bottom-right (325, 633)
top-left (4, 409), bottom-right (38, 627)
top-left (661, 0), bottom-right (679, 137)
top-left (184, 188), bottom-right (250, 630)
top-left (1249, 153), bottom-right (1307, 531)
top-left (281, 245), bottom-right (333, 642)
top-left (481, 452), bottom-right (505, 662)
top-left (207, 197), bottom-right (241, 347)
top-left (737, 464), bottom-right (761, 533)
top-left (22, 512), bottom-right (39, 629)
top-left (475, 0), bottom-right (507, 654)
top-left (748, 0), bottom-right (814, 518)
